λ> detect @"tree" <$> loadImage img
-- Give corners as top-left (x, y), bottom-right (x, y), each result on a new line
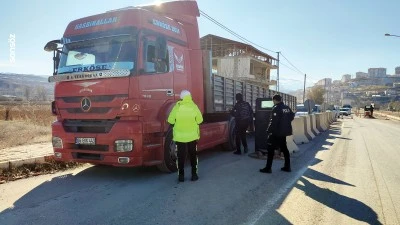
top-left (24, 86), bottom-right (32, 101)
top-left (36, 86), bottom-right (47, 101)
top-left (307, 86), bottom-right (326, 104)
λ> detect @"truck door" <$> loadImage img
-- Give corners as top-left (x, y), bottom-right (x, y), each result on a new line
top-left (138, 34), bottom-right (174, 124)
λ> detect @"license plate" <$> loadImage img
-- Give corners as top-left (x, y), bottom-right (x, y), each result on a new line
top-left (75, 137), bottom-right (96, 145)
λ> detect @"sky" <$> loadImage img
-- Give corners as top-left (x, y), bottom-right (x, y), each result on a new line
top-left (0, 0), bottom-right (399, 91)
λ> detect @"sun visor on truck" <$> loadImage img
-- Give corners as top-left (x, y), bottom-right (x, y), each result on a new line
top-left (61, 27), bottom-right (138, 44)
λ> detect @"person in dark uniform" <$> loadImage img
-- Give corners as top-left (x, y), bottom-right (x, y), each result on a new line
top-left (370, 103), bottom-right (374, 117)
top-left (231, 93), bottom-right (253, 155)
top-left (260, 94), bottom-right (295, 173)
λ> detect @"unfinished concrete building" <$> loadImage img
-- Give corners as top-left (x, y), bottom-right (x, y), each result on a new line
top-left (200, 34), bottom-right (277, 88)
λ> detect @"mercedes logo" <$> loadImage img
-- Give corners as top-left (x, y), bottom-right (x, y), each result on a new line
top-left (81, 97), bottom-right (91, 112)
top-left (132, 104), bottom-right (140, 112)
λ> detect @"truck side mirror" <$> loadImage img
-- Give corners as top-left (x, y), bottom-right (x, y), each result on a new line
top-left (44, 40), bottom-right (61, 52)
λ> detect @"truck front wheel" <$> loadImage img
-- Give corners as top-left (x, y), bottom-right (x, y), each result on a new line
top-left (157, 129), bottom-right (178, 173)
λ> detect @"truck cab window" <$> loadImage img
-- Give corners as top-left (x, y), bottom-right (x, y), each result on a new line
top-left (143, 41), bottom-right (168, 74)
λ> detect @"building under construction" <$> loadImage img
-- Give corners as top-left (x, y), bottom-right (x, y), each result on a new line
top-left (200, 34), bottom-right (277, 88)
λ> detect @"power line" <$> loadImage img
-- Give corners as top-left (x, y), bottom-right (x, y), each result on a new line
top-left (199, 10), bottom-right (276, 53)
top-left (280, 52), bottom-right (304, 74)
top-left (199, 9), bottom-right (313, 87)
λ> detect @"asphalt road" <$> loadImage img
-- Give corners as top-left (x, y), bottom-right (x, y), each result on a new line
top-left (1, 116), bottom-right (399, 225)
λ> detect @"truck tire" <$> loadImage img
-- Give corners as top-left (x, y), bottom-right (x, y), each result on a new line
top-left (157, 129), bottom-right (178, 173)
top-left (222, 118), bottom-right (236, 151)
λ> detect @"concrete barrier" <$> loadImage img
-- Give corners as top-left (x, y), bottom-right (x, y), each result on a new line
top-left (310, 114), bottom-right (320, 135)
top-left (327, 112), bottom-right (333, 124)
top-left (330, 112), bottom-right (336, 122)
top-left (286, 135), bottom-right (299, 153)
top-left (292, 117), bottom-right (309, 144)
top-left (315, 113), bottom-right (327, 132)
top-left (330, 112), bottom-right (335, 123)
top-left (323, 113), bottom-right (330, 128)
top-left (301, 115), bottom-right (315, 140)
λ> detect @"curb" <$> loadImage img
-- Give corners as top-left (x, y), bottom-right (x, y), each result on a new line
top-left (374, 112), bottom-right (400, 121)
top-left (0, 155), bottom-right (54, 170)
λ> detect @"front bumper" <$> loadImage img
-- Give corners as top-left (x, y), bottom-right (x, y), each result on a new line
top-left (52, 120), bottom-right (144, 167)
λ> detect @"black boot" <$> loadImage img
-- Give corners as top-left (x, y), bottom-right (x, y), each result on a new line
top-left (191, 167), bottom-right (198, 181)
top-left (281, 167), bottom-right (291, 172)
top-left (178, 171), bottom-right (184, 182)
top-left (259, 167), bottom-right (272, 173)
top-left (191, 173), bottom-right (199, 181)
top-left (233, 150), bottom-right (241, 155)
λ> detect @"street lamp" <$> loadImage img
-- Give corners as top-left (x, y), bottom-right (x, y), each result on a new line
top-left (385, 33), bottom-right (400, 38)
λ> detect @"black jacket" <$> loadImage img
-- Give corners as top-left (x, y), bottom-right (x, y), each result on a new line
top-left (267, 102), bottom-right (295, 137)
top-left (231, 100), bottom-right (253, 121)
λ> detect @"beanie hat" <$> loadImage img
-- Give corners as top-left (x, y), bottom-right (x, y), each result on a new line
top-left (180, 90), bottom-right (191, 99)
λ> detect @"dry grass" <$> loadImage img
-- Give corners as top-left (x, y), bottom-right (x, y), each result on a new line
top-left (0, 103), bottom-right (55, 149)
top-left (0, 158), bottom-right (82, 183)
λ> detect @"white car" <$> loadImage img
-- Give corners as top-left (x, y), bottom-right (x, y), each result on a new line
top-left (339, 108), bottom-right (351, 116)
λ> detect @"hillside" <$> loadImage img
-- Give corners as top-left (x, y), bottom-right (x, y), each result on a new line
top-left (0, 73), bottom-right (54, 100)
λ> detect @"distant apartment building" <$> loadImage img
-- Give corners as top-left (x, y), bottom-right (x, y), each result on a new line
top-left (315, 78), bottom-right (332, 86)
top-left (341, 74), bottom-right (351, 83)
top-left (396, 67), bottom-right (400, 75)
top-left (356, 72), bottom-right (368, 79)
top-left (332, 80), bottom-right (341, 86)
top-left (368, 68), bottom-right (386, 78)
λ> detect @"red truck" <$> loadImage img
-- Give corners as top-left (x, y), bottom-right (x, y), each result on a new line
top-left (44, 0), bottom-right (296, 172)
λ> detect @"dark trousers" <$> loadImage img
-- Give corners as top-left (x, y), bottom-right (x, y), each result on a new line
top-left (176, 141), bottom-right (198, 176)
top-left (266, 135), bottom-right (290, 169)
top-left (235, 119), bottom-right (249, 151)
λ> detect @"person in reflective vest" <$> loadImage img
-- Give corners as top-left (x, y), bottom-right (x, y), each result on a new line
top-left (168, 90), bottom-right (203, 182)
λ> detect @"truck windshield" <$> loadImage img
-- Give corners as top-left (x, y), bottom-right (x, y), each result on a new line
top-left (57, 35), bottom-right (137, 74)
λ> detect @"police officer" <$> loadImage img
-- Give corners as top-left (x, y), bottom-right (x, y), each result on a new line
top-left (231, 93), bottom-right (253, 155)
top-left (260, 94), bottom-right (294, 173)
top-left (168, 90), bottom-right (203, 182)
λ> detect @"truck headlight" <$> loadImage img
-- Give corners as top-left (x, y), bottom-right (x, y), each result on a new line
top-left (115, 140), bottom-right (133, 152)
top-left (52, 137), bottom-right (63, 148)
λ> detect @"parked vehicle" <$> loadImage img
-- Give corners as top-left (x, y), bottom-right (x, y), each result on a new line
top-left (339, 108), bottom-right (351, 116)
top-left (295, 104), bottom-right (321, 117)
top-left (328, 105), bottom-right (340, 118)
top-left (312, 104), bottom-right (321, 113)
top-left (295, 104), bottom-right (308, 116)
top-left (342, 104), bottom-right (352, 109)
top-left (43, 1), bottom-right (296, 172)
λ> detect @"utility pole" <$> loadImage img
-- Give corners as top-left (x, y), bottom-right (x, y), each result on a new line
top-left (276, 51), bottom-right (280, 92)
top-left (303, 74), bottom-right (306, 103)
top-left (325, 78), bottom-right (327, 105)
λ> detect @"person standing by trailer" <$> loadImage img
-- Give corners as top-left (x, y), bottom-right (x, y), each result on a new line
top-left (168, 90), bottom-right (203, 182)
top-left (231, 93), bottom-right (254, 155)
top-left (260, 94), bottom-right (294, 173)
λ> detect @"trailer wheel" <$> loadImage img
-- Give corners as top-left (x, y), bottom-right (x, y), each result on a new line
top-left (222, 118), bottom-right (236, 151)
top-left (157, 129), bottom-right (178, 173)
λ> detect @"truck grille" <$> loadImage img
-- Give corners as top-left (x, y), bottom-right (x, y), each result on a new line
top-left (73, 153), bottom-right (103, 160)
top-left (64, 120), bottom-right (117, 133)
top-left (71, 144), bottom-right (109, 152)
top-left (66, 108), bottom-right (111, 114)
top-left (58, 94), bottom-right (128, 103)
